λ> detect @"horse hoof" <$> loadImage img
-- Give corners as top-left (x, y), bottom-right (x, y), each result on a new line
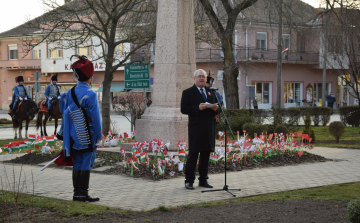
top-left (14, 136), bottom-right (17, 139)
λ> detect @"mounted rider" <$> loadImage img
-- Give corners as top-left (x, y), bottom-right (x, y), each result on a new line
top-left (44, 75), bottom-right (61, 121)
top-left (10, 76), bottom-right (31, 119)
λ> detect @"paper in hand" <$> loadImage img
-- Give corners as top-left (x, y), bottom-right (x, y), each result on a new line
top-left (205, 102), bottom-right (217, 108)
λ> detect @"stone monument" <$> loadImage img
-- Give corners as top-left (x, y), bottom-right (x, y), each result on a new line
top-left (135, 0), bottom-right (196, 150)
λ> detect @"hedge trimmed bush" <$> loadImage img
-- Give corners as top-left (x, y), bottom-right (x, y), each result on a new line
top-left (339, 106), bottom-right (360, 127)
top-left (300, 107), bottom-right (332, 126)
top-left (348, 198), bottom-right (360, 223)
top-left (242, 123), bottom-right (268, 138)
top-left (216, 109), bottom-right (268, 133)
top-left (329, 121), bottom-right (345, 143)
top-left (274, 125), bottom-right (289, 135)
top-left (272, 107), bottom-right (301, 126)
top-left (0, 118), bottom-right (12, 124)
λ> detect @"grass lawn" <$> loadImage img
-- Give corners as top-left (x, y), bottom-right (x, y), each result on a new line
top-left (1, 182), bottom-right (360, 216)
top-left (301, 126), bottom-right (360, 149)
top-left (0, 139), bottom-right (17, 147)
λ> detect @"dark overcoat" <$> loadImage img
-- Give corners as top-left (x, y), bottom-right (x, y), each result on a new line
top-left (181, 84), bottom-right (217, 153)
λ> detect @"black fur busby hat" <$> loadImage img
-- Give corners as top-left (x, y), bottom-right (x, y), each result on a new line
top-left (51, 75), bottom-right (58, 82)
top-left (15, 76), bottom-right (24, 83)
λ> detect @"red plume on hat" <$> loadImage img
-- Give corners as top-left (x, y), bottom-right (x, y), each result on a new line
top-left (70, 55), bottom-right (94, 81)
top-left (15, 76), bottom-right (24, 83)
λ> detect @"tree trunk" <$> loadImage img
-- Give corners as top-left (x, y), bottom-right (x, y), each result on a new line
top-left (102, 48), bottom-right (115, 135)
top-left (222, 38), bottom-right (239, 109)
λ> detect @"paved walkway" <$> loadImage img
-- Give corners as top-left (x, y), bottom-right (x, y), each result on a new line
top-left (0, 147), bottom-right (359, 211)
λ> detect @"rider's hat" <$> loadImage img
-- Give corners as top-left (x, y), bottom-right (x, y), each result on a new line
top-left (70, 55), bottom-right (94, 81)
top-left (15, 76), bottom-right (24, 83)
top-left (50, 75), bottom-right (58, 82)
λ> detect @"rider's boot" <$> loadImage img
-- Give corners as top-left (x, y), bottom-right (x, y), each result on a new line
top-left (48, 109), bottom-right (53, 121)
top-left (12, 108), bottom-right (17, 119)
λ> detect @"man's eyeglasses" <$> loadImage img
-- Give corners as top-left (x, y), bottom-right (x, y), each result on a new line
top-left (196, 75), bottom-right (206, 79)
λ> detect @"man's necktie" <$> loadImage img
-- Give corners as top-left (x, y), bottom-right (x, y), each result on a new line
top-left (200, 88), bottom-right (206, 101)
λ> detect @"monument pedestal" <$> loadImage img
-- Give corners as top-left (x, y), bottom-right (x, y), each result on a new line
top-left (135, 0), bottom-right (196, 150)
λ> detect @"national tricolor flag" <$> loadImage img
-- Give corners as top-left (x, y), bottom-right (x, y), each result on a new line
top-left (19, 142), bottom-right (29, 150)
top-left (131, 160), bottom-right (139, 171)
top-left (140, 152), bottom-right (146, 163)
top-left (45, 136), bottom-right (56, 145)
top-left (28, 134), bottom-right (37, 142)
top-left (282, 47), bottom-right (289, 53)
top-left (209, 155), bottom-right (218, 163)
top-left (179, 150), bottom-right (187, 159)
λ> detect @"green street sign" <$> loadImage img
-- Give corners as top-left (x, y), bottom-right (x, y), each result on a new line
top-left (125, 80), bottom-right (150, 89)
top-left (125, 62), bottom-right (150, 89)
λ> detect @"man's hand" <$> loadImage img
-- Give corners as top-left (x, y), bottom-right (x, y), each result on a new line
top-left (210, 104), bottom-right (218, 111)
top-left (199, 103), bottom-right (207, 110)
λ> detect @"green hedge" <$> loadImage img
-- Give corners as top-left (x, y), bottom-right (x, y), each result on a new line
top-left (272, 107), bottom-right (301, 126)
top-left (242, 123), bottom-right (268, 138)
top-left (339, 106), bottom-right (360, 127)
top-left (300, 107), bottom-right (331, 126)
top-left (216, 109), bottom-right (268, 133)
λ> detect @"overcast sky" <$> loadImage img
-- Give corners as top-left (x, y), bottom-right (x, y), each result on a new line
top-left (0, 0), bottom-right (320, 34)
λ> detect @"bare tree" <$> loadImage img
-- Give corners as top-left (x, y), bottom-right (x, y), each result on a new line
top-left (196, 0), bottom-right (259, 109)
top-left (22, 0), bottom-right (157, 133)
top-left (319, 0), bottom-right (360, 107)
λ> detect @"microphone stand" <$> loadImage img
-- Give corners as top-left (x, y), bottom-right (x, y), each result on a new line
top-left (202, 89), bottom-right (241, 197)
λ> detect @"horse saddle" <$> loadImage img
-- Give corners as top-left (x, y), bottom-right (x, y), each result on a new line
top-left (40, 99), bottom-right (48, 112)
top-left (8, 101), bottom-right (23, 115)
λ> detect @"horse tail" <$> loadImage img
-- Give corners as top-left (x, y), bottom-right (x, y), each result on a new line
top-left (36, 113), bottom-right (41, 130)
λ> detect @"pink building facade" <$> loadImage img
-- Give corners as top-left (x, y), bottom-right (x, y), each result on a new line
top-left (0, 3), bottom-right (356, 110)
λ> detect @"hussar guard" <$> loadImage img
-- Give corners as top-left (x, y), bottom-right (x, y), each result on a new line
top-left (44, 75), bottom-right (61, 121)
top-left (57, 55), bottom-right (102, 202)
top-left (10, 76), bottom-right (31, 119)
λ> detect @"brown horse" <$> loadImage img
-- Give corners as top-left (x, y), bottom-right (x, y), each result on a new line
top-left (11, 99), bottom-right (39, 139)
top-left (36, 98), bottom-right (62, 136)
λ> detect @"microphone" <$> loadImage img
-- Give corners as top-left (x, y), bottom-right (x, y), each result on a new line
top-left (209, 87), bottom-right (218, 91)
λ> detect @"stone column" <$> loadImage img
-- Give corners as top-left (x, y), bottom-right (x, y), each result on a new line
top-left (135, 0), bottom-right (196, 150)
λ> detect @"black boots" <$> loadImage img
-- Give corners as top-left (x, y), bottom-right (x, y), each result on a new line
top-left (72, 170), bottom-right (99, 202)
top-left (12, 108), bottom-right (17, 119)
top-left (48, 109), bottom-right (53, 121)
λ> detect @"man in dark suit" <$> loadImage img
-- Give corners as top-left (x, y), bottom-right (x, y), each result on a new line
top-left (181, 69), bottom-right (219, 190)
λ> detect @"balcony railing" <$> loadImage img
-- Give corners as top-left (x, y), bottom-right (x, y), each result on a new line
top-left (130, 47), bottom-right (320, 64)
top-left (0, 59), bottom-right (41, 69)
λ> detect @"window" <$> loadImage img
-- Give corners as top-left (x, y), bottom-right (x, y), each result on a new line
top-left (8, 44), bottom-right (18, 60)
top-left (284, 82), bottom-right (301, 104)
top-left (48, 48), bottom-right (63, 58)
top-left (257, 33), bottom-right (267, 51)
top-left (297, 33), bottom-right (305, 53)
top-left (251, 82), bottom-right (270, 104)
top-left (33, 49), bottom-right (41, 59)
top-left (76, 46), bottom-right (92, 56)
top-left (218, 70), bottom-right (224, 81)
top-left (217, 70), bottom-right (241, 81)
top-left (117, 44), bottom-right (123, 54)
top-left (328, 35), bottom-right (342, 54)
top-left (283, 34), bottom-right (290, 50)
top-left (313, 83), bottom-right (331, 103)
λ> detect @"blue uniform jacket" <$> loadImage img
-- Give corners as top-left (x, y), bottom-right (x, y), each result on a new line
top-left (58, 82), bottom-right (102, 157)
top-left (12, 85), bottom-right (31, 108)
top-left (45, 84), bottom-right (61, 98)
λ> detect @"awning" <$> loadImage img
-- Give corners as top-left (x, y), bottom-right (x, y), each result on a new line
top-left (97, 82), bottom-right (125, 92)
